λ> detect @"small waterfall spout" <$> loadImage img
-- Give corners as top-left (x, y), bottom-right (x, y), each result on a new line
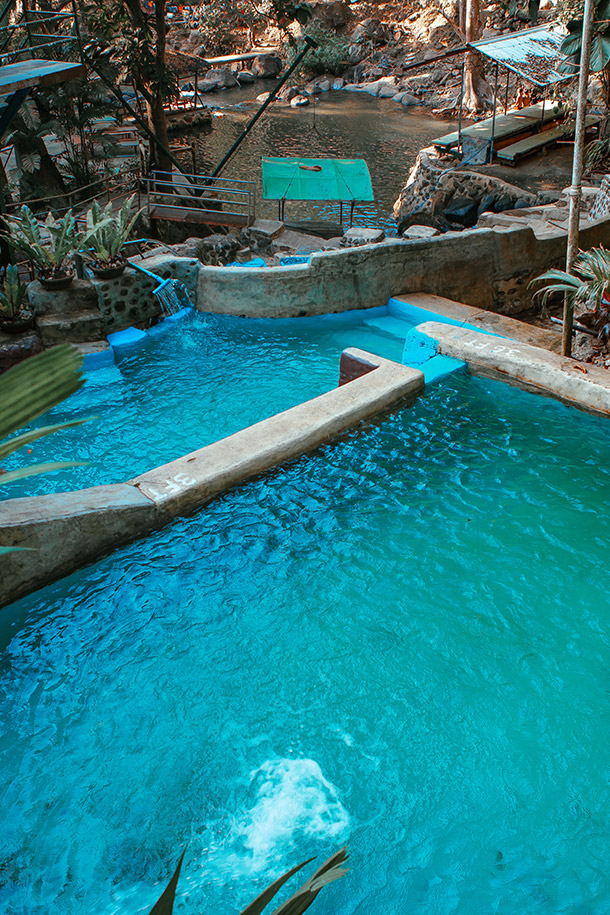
top-left (127, 260), bottom-right (194, 316)
top-left (153, 278), bottom-right (193, 316)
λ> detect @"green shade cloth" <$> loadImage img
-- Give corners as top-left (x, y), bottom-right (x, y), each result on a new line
top-left (262, 157), bottom-right (374, 201)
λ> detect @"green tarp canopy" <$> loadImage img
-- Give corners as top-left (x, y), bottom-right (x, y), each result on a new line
top-left (261, 157), bottom-right (374, 202)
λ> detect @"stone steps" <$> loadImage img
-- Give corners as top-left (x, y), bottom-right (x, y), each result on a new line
top-left (36, 310), bottom-right (106, 346)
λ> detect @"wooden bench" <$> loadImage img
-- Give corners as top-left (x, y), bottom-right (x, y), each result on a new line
top-left (496, 114), bottom-right (601, 165)
top-left (433, 102), bottom-right (565, 152)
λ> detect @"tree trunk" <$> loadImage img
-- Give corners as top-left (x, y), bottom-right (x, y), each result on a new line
top-left (462, 0), bottom-right (492, 113)
top-left (146, 90), bottom-right (172, 173)
top-left (122, 0), bottom-right (172, 174)
top-left (150, 0), bottom-right (172, 173)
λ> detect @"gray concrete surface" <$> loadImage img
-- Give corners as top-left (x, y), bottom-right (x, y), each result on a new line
top-left (196, 217), bottom-right (610, 319)
top-left (394, 292), bottom-right (561, 351)
top-left (416, 321), bottom-right (610, 416)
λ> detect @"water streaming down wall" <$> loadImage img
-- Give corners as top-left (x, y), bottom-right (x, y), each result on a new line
top-left (155, 278), bottom-right (194, 316)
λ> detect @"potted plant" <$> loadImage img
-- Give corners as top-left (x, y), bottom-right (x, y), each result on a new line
top-left (2, 206), bottom-right (83, 290)
top-left (0, 264), bottom-right (32, 333)
top-left (83, 195), bottom-right (142, 279)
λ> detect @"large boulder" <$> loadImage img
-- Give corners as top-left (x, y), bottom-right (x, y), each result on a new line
top-left (393, 146), bottom-right (537, 231)
top-left (196, 234), bottom-right (241, 266)
top-left (350, 18), bottom-right (392, 44)
top-left (309, 0), bottom-right (353, 29)
top-left (198, 68), bottom-right (238, 91)
top-left (251, 54), bottom-right (282, 79)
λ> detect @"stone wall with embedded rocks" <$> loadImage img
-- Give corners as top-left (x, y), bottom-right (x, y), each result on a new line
top-left (26, 256), bottom-right (200, 340)
top-left (92, 255), bottom-right (199, 331)
top-left (393, 146), bottom-right (542, 231)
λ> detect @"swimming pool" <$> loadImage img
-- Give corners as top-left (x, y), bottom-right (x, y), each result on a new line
top-left (2, 370), bottom-right (610, 915)
top-left (1, 309), bottom-right (407, 498)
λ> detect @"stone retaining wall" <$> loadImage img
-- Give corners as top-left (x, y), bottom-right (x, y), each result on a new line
top-left (27, 255), bottom-right (200, 335)
top-left (197, 216), bottom-right (610, 318)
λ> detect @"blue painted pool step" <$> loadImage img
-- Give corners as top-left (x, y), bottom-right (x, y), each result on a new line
top-left (363, 314), bottom-right (414, 339)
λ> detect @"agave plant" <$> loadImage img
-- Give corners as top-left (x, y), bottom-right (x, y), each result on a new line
top-left (147, 846), bottom-right (349, 915)
top-left (0, 345), bottom-right (92, 548)
top-left (83, 195), bottom-right (142, 269)
top-left (2, 206), bottom-right (80, 280)
top-left (0, 265), bottom-right (28, 322)
top-left (531, 246), bottom-right (610, 344)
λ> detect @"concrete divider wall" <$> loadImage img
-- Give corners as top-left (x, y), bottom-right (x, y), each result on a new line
top-left (416, 321), bottom-right (610, 417)
top-left (196, 217), bottom-right (610, 319)
top-left (0, 349), bottom-right (424, 607)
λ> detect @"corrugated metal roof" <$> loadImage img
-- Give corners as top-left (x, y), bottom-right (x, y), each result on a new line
top-left (470, 26), bottom-right (576, 87)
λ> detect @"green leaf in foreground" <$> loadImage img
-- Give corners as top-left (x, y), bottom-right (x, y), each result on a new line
top-left (240, 847), bottom-right (349, 915)
top-left (147, 848), bottom-right (186, 915)
top-left (0, 461), bottom-right (88, 487)
top-left (0, 344), bottom-right (86, 439)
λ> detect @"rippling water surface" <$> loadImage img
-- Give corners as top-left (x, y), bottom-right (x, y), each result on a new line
top-left (2, 371), bottom-right (610, 914)
top-left (1, 310), bottom-right (405, 497)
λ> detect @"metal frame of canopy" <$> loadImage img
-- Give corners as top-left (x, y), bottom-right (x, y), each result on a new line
top-left (261, 157), bottom-right (374, 225)
top-left (457, 25), bottom-right (578, 163)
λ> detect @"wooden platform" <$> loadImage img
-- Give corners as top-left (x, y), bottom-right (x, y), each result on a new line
top-left (148, 204), bottom-right (250, 227)
top-left (433, 102), bottom-right (565, 153)
top-left (0, 59), bottom-right (84, 95)
top-left (496, 114), bottom-right (601, 165)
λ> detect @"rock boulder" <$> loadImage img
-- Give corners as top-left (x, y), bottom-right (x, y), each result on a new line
top-left (252, 54), bottom-right (282, 79)
top-left (393, 146), bottom-right (537, 231)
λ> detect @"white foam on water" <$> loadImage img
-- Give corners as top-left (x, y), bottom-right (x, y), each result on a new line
top-left (200, 758), bottom-right (350, 880)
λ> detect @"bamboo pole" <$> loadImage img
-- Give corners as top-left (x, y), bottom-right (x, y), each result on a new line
top-left (563, 0), bottom-right (596, 356)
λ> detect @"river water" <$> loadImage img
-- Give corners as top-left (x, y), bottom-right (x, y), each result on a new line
top-left (175, 88), bottom-right (460, 233)
top-left (174, 87), bottom-right (574, 234)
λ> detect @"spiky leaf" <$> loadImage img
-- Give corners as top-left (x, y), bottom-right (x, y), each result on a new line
top-left (268, 847), bottom-right (349, 915)
top-left (239, 859), bottom-right (314, 915)
top-left (0, 460), bottom-right (87, 486)
top-left (0, 418), bottom-right (92, 461)
top-left (0, 344), bottom-right (85, 439)
top-left (148, 849), bottom-right (186, 915)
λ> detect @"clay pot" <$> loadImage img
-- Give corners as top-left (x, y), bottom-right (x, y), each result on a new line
top-left (90, 262), bottom-right (127, 280)
top-left (38, 272), bottom-right (74, 291)
top-left (0, 309), bottom-right (34, 334)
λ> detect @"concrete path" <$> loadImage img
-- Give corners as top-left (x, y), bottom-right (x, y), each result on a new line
top-left (391, 291), bottom-right (561, 351)
top-left (415, 321), bottom-right (610, 417)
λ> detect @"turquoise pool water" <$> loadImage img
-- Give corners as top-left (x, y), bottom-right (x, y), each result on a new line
top-left (1, 310), bottom-right (405, 498)
top-left (2, 372), bottom-right (610, 914)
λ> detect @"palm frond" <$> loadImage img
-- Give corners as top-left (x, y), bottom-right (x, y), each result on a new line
top-left (0, 417), bottom-right (92, 461)
top-left (0, 344), bottom-right (85, 439)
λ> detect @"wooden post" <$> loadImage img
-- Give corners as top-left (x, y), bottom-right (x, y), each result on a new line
top-left (489, 62), bottom-right (499, 164)
top-left (563, 0), bottom-right (595, 357)
top-left (457, 58), bottom-right (465, 157)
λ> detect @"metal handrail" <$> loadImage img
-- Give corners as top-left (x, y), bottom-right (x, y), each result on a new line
top-left (146, 170), bottom-right (256, 226)
top-left (4, 169), bottom-right (139, 216)
top-left (151, 170), bottom-right (257, 188)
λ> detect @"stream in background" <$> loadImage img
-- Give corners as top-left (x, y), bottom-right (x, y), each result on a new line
top-left (174, 87), bottom-right (574, 234)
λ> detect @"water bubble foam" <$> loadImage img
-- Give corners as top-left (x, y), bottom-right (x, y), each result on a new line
top-left (205, 758), bottom-right (349, 879)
